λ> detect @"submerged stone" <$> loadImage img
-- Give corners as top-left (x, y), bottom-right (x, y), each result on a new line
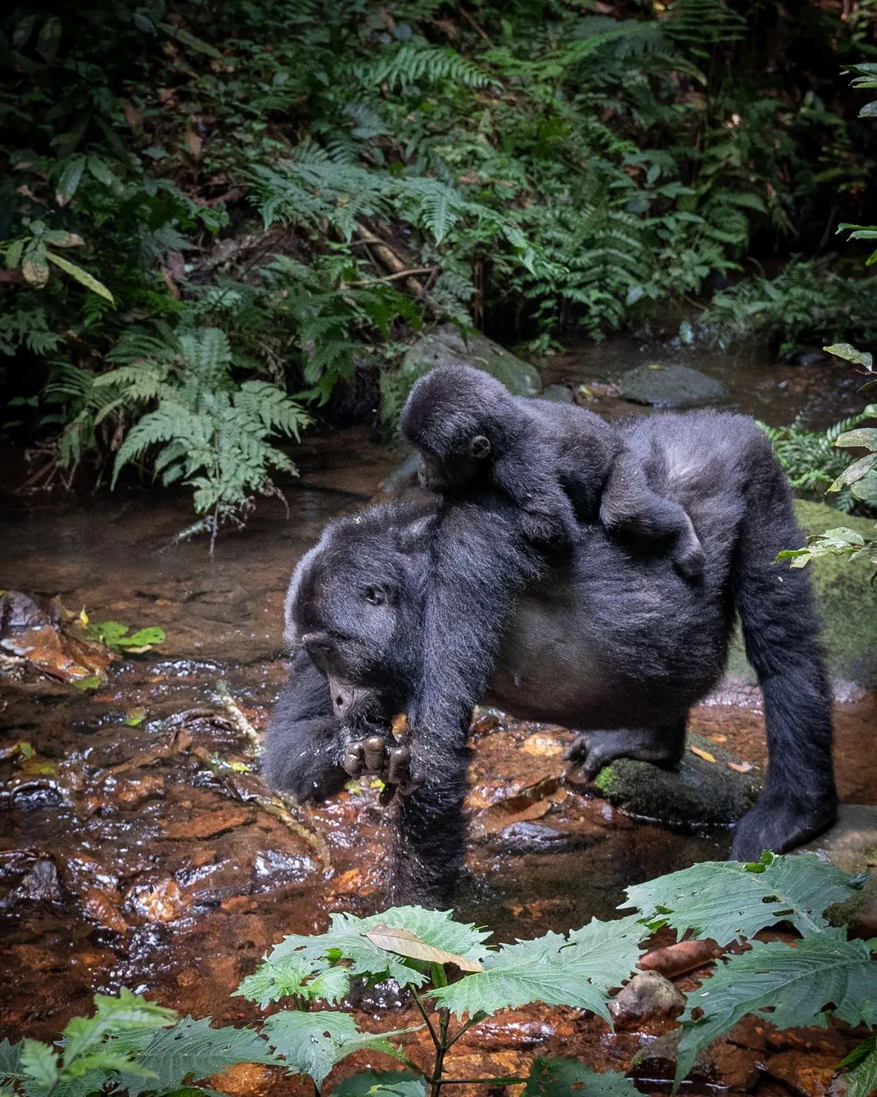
top-left (592, 732), bottom-right (759, 825)
top-left (399, 323), bottom-right (542, 397)
top-left (618, 363), bottom-right (726, 408)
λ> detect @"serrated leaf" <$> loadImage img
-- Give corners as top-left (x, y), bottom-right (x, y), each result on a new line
top-left (0, 1039), bottom-right (23, 1081)
top-left (366, 924), bottom-right (485, 972)
top-left (624, 852), bottom-right (862, 945)
top-left (21, 1041), bottom-right (58, 1089)
top-left (840, 1036), bottom-right (877, 1097)
top-left (63, 990), bottom-right (176, 1064)
top-left (234, 955), bottom-right (349, 1008)
top-left (45, 253), bottom-right (115, 303)
top-left (269, 907), bottom-right (492, 989)
top-left (117, 1017), bottom-right (276, 1097)
top-left (263, 1011), bottom-right (415, 1089)
top-left (430, 916), bottom-right (643, 1021)
top-left (524, 1056), bottom-right (639, 1097)
top-left (333, 1070), bottom-right (427, 1097)
top-left (675, 929), bottom-right (877, 1084)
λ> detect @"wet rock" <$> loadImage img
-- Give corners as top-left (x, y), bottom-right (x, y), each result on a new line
top-left (610, 972), bottom-right (685, 1028)
top-left (638, 937), bottom-right (723, 978)
top-left (17, 859), bottom-right (63, 903)
top-left (727, 1017), bottom-right (769, 1051)
top-left (724, 501), bottom-right (877, 689)
top-left (398, 323), bottom-right (542, 399)
top-left (796, 349), bottom-right (830, 368)
top-left (162, 805), bottom-right (253, 840)
top-left (495, 820), bottom-right (569, 853)
top-left (709, 1042), bottom-right (763, 1092)
top-left (803, 804), bottom-right (877, 938)
top-left (542, 383), bottom-right (575, 403)
top-left (618, 363), bottom-right (726, 408)
top-left (766, 1051), bottom-right (838, 1097)
top-left (592, 732), bottom-right (760, 825)
top-left (83, 888), bottom-right (130, 935)
top-left (0, 591), bottom-right (113, 684)
top-left (765, 1025), bottom-right (847, 1058)
top-left (125, 877), bottom-right (188, 923)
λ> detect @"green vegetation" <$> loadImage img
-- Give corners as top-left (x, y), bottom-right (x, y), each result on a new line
top-left (1, 853), bottom-right (874, 1096)
top-left (2, 2), bottom-right (877, 531)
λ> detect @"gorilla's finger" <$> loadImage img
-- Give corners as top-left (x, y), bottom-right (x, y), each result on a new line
top-left (387, 746), bottom-right (411, 785)
top-left (399, 771), bottom-right (425, 796)
top-left (561, 734), bottom-right (588, 763)
top-left (363, 735), bottom-right (387, 773)
top-left (378, 782), bottom-right (397, 807)
top-left (343, 742), bottom-right (364, 776)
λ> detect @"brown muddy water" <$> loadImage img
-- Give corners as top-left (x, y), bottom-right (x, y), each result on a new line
top-left (1, 346), bottom-right (876, 1096)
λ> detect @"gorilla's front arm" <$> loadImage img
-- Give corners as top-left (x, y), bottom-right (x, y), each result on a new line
top-left (262, 647), bottom-right (350, 802)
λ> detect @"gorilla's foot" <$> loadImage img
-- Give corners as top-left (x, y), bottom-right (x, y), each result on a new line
top-left (563, 726), bottom-right (684, 782)
top-left (730, 790), bottom-right (839, 862)
top-left (342, 734), bottom-right (425, 803)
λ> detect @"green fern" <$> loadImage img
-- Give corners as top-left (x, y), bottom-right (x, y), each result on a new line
top-left (100, 326), bottom-right (310, 545)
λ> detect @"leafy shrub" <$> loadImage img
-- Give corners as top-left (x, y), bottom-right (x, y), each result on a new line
top-left (2, 853), bottom-right (875, 1097)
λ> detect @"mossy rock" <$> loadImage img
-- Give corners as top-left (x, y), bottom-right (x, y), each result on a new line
top-left (593, 732), bottom-right (760, 825)
top-left (802, 804), bottom-right (877, 938)
top-left (618, 363), bottom-right (726, 409)
top-left (725, 500), bottom-right (877, 689)
top-left (399, 324), bottom-right (542, 398)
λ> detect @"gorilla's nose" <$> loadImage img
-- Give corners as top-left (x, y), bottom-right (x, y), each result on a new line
top-left (329, 679), bottom-right (357, 718)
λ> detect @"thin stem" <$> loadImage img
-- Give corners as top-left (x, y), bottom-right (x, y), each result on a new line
top-left (412, 991), bottom-right (440, 1049)
top-left (434, 1077), bottom-right (527, 1086)
top-left (428, 1008), bottom-right (451, 1097)
top-left (444, 1013), bottom-right (483, 1049)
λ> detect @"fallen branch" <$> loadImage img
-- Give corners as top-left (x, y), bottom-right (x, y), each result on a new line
top-left (355, 222), bottom-right (426, 297)
top-left (214, 679), bottom-right (263, 752)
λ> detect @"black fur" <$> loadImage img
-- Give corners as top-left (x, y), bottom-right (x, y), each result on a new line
top-left (265, 408), bottom-right (837, 907)
top-left (400, 364), bottom-right (705, 578)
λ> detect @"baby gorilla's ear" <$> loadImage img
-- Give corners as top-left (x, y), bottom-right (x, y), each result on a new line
top-left (470, 435), bottom-right (492, 459)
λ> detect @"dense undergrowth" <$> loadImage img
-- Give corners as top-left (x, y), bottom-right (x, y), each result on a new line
top-left (2, 853), bottom-right (876, 1097)
top-left (2, 1), bottom-right (877, 528)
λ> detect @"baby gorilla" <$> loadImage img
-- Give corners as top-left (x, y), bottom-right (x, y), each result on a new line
top-left (400, 364), bottom-right (705, 579)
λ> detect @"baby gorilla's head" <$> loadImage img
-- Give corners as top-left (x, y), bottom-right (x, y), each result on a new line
top-left (400, 364), bottom-right (511, 493)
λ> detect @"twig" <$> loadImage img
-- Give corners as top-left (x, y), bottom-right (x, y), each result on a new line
top-left (458, 6), bottom-right (494, 46)
top-left (215, 679), bottom-right (263, 752)
top-left (346, 267), bottom-right (438, 286)
top-left (355, 223), bottom-right (426, 297)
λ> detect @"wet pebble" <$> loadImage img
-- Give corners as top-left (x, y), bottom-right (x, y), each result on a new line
top-left (610, 972), bottom-right (685, 1028)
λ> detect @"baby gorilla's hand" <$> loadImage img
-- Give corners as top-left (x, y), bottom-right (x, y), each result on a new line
top-left (519, 505), bottom-right (579, 547)
top-left (342, 733), bottom-right (424, 804)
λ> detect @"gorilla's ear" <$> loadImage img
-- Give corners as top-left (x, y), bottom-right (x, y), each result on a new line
top-left (396, 513), bottom-right (437, 553)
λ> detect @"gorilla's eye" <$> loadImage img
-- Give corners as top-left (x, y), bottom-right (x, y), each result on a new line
top-left (471, 435), bottom-right (491, 459)
top-left (365, 586), bottom-right (385, 606)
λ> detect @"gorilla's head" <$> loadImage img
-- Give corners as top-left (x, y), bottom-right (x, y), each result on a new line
top-left (400, 365), bottom-right (514, 493)
top-left (284, 502), bottom-right (433, 726)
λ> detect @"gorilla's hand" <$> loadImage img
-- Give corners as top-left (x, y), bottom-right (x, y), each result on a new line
top-left (342, 734), bottom-right (425, 804)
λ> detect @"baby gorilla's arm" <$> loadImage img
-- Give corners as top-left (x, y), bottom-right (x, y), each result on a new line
top-left (599, 451), bottom-right (705, 579)
top-left (491, 450), bottom-right (580, 545)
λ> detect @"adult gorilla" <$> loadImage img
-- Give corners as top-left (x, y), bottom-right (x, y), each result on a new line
top-left (265, 410), bottom-right (837, 907)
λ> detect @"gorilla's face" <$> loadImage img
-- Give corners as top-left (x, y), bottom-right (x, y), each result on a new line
top-left (416, 433), bottom-right (492, 493)
top-left (283, 508), bottom-right (429, 727)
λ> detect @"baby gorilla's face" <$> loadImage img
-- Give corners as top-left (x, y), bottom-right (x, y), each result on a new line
top-left (417, 434), bottom-right (492, 493)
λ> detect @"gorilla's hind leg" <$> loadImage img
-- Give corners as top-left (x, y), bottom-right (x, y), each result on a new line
top-left (729, 438), bottom-right (838, 861)
top-left (563, 722), bottom-right (686, 782)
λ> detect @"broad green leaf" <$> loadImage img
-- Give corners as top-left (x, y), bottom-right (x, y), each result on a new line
top-left (333, 1070), bottom-right (427, 1097)
top-left (117, 1017), bottom-right (276, 1097)
top-left (117, 626), bottom-right (167, 648)
top-left (836, 428), bottom-right (877, 450)
top-left (44, 231), bottom-right (84, 248)
top-left (45, 253), bottom-right (115, 304)
top-left (366, 923), bottom-right (485, 971)
top-left (63, 990), bottom-right (176, 1063)
top-left (524, 1056), bottom-right (639, 1097)
top-left (56, 155), bottom-right (86, 205)
top-left (823, 343), bottom-right (874, 371)
top-left (234, 955), bottom-right (350, 1008)
top-left (851, 471), bottom-right (877, 505)
top-left (269, 907), bottom-right (492, 989)
top-left (263, 1011), bottom-right (415, 1089)
top-left (158, 22), bottom-right (223, 59)
top-left (624, 852), bottom-right (862, 945)
top-left (37, 15), bottom-right (61, 61)
top-left (828, 453), bottom-right (877, 492)
top-left (22, 244), bottom-right (49, 288)
top-left (840, 1036), bottom-right (877, 1097)
top-left (4, 239), bottom-right (24, 270)
top-left (20, 1041), bottom-right (59, 1089)
top-left (430, 916), bottom-right (644, 1021)
top-left (675, 929), bottom-right (877, 1084)
top-left (87, 156), bottom-right (119, 188)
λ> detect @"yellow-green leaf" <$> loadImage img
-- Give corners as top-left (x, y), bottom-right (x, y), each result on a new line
top-left (45, 252), bottom-right (115, 304)
top-left (22, 249), bottom-right (50, 288)
top-left (44, 230), bottom-right (84, 248)
top-left (365, 924), bottom-right (485, 972)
